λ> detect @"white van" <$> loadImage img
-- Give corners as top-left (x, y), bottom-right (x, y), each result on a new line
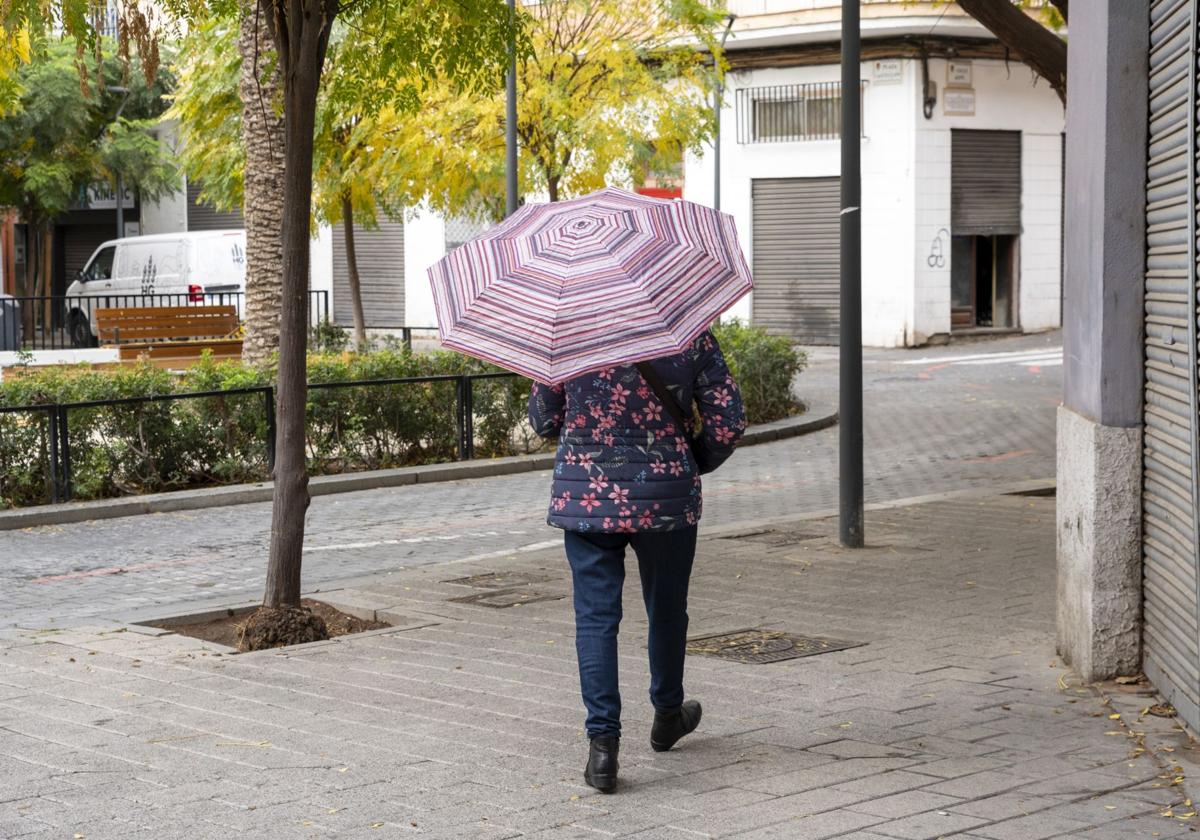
top-left (64, 230), bottom-right (247, 347)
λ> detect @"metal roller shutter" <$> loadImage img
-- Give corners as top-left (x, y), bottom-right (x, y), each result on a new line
top-left (751, 177), bottom-right (840, 345)
top-left (332, 214), bottom-right (405, 328)
top-left (186, 180), bottom-right (244, 231)
top-left (62, 225), bottom-right (113, 285)
top-left (951, 129), bottom-right (1022, 236)
top-left (1142, 0), bottom-right (1200, 732)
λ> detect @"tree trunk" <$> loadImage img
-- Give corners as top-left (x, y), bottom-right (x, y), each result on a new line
top-left (547, 176), bottom-right (560, 202)
top-left (40, 225), bottom-right (52, 335)
top-left (239, 0), bottom-right (287, 366)
top-left (340, 193), bottom-right (368, 349)
top-left (261, 0), bottom-right (334, 609)
top-left (956, 0), bottom-right (1067, 103)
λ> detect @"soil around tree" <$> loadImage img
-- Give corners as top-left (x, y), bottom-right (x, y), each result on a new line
top-left (151, 598), bottom-right (389, 652)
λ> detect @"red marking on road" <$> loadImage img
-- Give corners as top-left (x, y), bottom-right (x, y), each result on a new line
top-left (957, 449), bottom-right (1035, 464)
top-left (32, 556), bottom-right (211, 583)
top-left (1028, 365), bottom-right (1041, 374)
top-left (917, 363), bottom-right (952, 380)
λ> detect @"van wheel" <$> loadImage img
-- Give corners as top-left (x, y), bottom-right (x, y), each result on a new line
top-left (68, 312), bottom-right (96, 348)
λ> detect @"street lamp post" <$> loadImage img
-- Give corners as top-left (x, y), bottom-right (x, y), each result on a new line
top-left (109, 86), bottom-right (131, 239)
top-left (839, 0), bottom-right (864, 547)
top-left (505, 0), bottom-right (519, 218)
top-left (713, 14), bottom-right (736, 212)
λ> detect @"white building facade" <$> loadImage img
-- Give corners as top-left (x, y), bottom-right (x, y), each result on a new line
top-left (685, 1), bottom-right (1066, 347)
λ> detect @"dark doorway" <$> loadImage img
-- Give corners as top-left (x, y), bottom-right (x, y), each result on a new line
top-left (951, 234), bottom-right (1017, 329)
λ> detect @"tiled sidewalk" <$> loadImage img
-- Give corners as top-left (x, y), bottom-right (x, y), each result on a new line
top-left (0, 493), bottom-right (1193, 839)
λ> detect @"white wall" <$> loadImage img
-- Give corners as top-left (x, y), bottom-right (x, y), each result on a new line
top-left (688, 55), bottom-right (1065, 347)
top-left (686, 60), bottom-right (918, 346)
top-left (403, 208), bottom-right (446, 328)
top-left (140, 121), bottom-right (188, 235)
top-left (310, 224), bottom-right (333, 304)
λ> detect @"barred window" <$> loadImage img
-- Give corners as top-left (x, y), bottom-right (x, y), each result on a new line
top-left (736, 83), bottom-right (863, 144)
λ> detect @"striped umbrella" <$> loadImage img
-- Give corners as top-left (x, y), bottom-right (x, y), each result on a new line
top-left (427, 187), bottom-right (753, 385)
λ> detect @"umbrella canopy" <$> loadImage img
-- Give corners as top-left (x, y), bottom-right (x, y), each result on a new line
top-left (427, 186), bottom-right (753, 385)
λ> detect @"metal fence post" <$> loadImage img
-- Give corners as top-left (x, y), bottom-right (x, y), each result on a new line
top-left (47, 408), bottom-right (60, 504)
top-left (265, 387), bottom-right (277, 474)
top-left (57, 405), bottom-right (72, 502)
top-left (402, 328), bottom-right (412, 352)
top-left (456, 376), bottom-right (475, 461)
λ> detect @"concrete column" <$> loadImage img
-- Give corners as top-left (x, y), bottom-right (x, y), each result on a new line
top-left (1056, 0), bottom-right (1148, 682)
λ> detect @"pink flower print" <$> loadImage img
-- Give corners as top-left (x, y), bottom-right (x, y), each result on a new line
top-left (631, 412), bottom-right (643, 426)
top-left (598, 415), bottom-right (615, 431)
top-left (575, 413), bottom-right (588, 426)
top-left (564, 452), bottom-right (578, 465)
top-left (619, 507), bottom-right (631, 517)
top-left (578, 452), bottom-right (594, 467)
top-left (598, 367), bottom-right (616, 380)
top-left (644, 401), bottom-right (663, 421)
top-left (608, 484), bottom-right (629, 504)
top-left (715, 425), bottom-right (735, 444)
top-left (686, 510), bottom-right (697, 525)
top-left (617, 519), bottom-right (636, 533)
top-left (651, 461), bottom-right (666, 474)
top-left (552, 491), bottom-right (571, 512)
top-left (602, 517), bottom-right (614, 531)
top-left (591, 428), bottom-right (604, 442)
top-left (603, 434), bottom-right (615, 446)
top-left (655, 427), bottom-right (668, 439)
top-left (675, 436), bottom-right (688, 453)
top-left (580, 493), bottom-right (601, 513)
top-left (637, 386), bottom-right (651, 399)
top-left (712, 387), bottom-right (733, 408)
top-left (702, 335), bottom-right (714, 351)
top-left (653, 503), bottom-right (661, 510)
top-left (664, 422), bottom-right (676, 435)
top-left (590, 404), bottom-right (605, 419)
top-left (610, 383), bottom-right (631, 404)
top-left (638, 510), bottom-right (654, 528)
top-left (589, 475), bottom-right (609, 493)
top-left (669, 461), bottom-right (684, 477)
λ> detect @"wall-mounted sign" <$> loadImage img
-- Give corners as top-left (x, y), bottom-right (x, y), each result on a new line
top-left (947, 60), bottom-right (972, 86)
top-left (84, 183), bottom-right (135, 210)
top-left (944, 87), bottom-right (977, 116)
top-left (872, 59), bottom-right (903, 83)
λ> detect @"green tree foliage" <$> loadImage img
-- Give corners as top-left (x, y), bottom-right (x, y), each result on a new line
top-left (0, 38), bottom-right (177, 324)
top-left (369, 0), bottom-right (727, 219)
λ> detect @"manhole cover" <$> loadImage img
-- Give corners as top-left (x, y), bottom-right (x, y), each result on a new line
top-left (686, 629), bottom-right (865, 664)
top-left (448, 589), bottom-right (562, 609)
top-left (443, 571), bottom-right (549, 589)
top-left (734, 531), bottom-right (824, 547)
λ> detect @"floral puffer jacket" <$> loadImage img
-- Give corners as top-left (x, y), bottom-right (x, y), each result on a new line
top-left (528, 330), bottom-right (747, 533)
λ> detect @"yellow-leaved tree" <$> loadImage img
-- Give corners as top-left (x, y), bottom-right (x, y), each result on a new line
top-left (365, 0), bottom-right (728, 220)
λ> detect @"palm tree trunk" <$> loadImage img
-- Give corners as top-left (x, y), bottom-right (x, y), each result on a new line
top-left (239, 0), bottom-right (287, 365)
top-left (340, 193), bottom-right (368, 349)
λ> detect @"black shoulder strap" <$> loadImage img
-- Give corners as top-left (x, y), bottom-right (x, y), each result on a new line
top-left (635, 362), bottom-right (690, 434)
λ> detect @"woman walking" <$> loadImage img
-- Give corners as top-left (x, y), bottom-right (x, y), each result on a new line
top-left (528, 329), bottom-right (746, 793)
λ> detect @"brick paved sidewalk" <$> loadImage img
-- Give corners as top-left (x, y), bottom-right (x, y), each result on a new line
top-left (0, 492), bottom-right (1193, 839)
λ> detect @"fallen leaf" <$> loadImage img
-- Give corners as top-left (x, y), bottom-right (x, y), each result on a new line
top-left (215, 740), bottom-right (271, 748)
top-left (370, 822), bottom-right (384, 829)
top-left (1109, 714), bottom-right (1122, 720)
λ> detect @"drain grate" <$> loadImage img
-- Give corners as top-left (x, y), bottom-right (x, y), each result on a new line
top-left (447, 589), bottom-right (562, 609)
top-left (686, 628), bottom-right (865, 664)
top-left (733, 530), bottom-right (824, 547)
top-left (443, 571), bottom-right (549, 589)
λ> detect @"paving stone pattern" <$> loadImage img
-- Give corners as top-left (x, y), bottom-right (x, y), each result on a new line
top-left (0, 333), bottom-right (1061, 629)
top-left (1, 494), bottom-right (1193, 839)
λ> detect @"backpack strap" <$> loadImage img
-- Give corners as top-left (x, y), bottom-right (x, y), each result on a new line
top-left (635, 362), bottom-right (690, 436)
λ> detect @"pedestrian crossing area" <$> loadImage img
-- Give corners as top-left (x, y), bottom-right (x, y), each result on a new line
top-left (894, 346), bottom-right (1063, 369)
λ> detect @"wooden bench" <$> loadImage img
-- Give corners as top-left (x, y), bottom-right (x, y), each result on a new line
top-left (95, 305), bottom-right (242, 367)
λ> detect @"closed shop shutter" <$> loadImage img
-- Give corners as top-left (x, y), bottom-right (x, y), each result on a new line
top-left (1142, 0), bottom-right (1200, 732)
top-left (751, 177), bottom-right (840, 345)
top-left (62, 224), bottom-right (113, 284)
top-left (186, 180), bottom-right (244, 231)
top-left (951, 129), bottom-right (1022, 236)
top-left (332, 214), bottom-right (405, 328)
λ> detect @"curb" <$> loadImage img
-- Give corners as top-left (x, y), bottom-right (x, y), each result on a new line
top-left (0, 398), bottom-right (838, 531)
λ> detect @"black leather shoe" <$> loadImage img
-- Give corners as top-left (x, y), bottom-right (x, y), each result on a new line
top-left (651, 699), bottom-right (702, 752)
top-left (584, 735), bottom-right (619, 793)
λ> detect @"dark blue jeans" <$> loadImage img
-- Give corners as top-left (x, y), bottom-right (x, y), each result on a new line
top-left (563, 526), bottom-right (698, 740)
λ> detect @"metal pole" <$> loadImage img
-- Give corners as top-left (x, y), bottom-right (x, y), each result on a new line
top-left (505, 0), bottom-right (519, 218)
top-left (116, 173), bottom-right (124, 239)
top-left (839, 0), bottom-right (864, 548)
top-left (713, 15), bottom-right (736, 212)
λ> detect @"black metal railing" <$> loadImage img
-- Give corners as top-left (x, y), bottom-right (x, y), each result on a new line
top-left (0, 371), bottom-right (520, 505)
top-left (0, 290), bottom-right (332, 351)
top-left (735, 81), bottom-right (866, 144)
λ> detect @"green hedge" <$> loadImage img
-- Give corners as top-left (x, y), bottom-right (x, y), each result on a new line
top-left (0, 325), bottom-right (804, 508)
